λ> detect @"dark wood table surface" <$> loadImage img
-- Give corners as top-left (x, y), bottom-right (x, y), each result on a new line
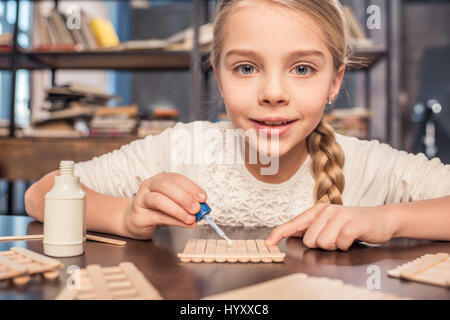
top-left (0, 215), bottom-right (449, 300)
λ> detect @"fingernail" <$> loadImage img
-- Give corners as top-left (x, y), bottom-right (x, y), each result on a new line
top-left (265, 240), bottom-right (273, 246)
top-left (191, 202), bottom-right (199, 213)
top-left (186, 215), bottom-right (195, 223)
top-left (198, 192), bottom-right (206, 202)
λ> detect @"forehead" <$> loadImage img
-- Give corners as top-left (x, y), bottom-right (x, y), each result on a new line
top-left (222, 2), bottom-right (331, 60)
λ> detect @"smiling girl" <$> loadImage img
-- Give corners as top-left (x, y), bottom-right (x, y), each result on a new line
top-left (25, 0), bottom-right (450, 251)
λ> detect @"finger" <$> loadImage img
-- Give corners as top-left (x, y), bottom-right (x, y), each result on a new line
top-left (145, 208), bottom-right (197, 229)
top-left (315, 216), bottom-right (349, 251)
top-left (171, 174), bottom-right (207, 202)
top-left (302, 209), bottom-right (333, 249)
top-left (148, 177), bottom-right (200, 214)
top-left (265, 204), bottom-right (324, 245)
top-left (336, 221), bottom-right (363, 251)
top-left (141, 192), bottom-right (196, 225)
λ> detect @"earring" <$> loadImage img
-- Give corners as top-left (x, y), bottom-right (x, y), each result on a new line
top-left (327, 98), bottom-right (333, 105)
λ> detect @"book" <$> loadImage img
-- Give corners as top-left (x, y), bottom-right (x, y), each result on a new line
top-left (50, 9), bottom-right (74, 45)
top-left (80, 10), bottom-right (98, 50)
top-left (89, 18), bottom-right (119, 48)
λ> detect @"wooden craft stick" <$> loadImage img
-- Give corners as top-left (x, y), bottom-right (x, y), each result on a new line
top-left (86, 264), bottom-right (113, 300)
top-left (85, 234), bottom-right (126, 246)
top-left (215, 240), bottom-right (227, 263)
top-left (388, 253), bottom-right (450, 288)
top-left (0, 234), bottom-right (126, 246)
top-left (246, 240), bottom-right (261, 263)
top-left (237, 240), bottom-right (249, 263)
top-left (177, 239), bottom-right (197, 263)
top-left (256, 239), bottom-right (272, 263)
top-left (11, 247), bottom-right (62, 268)
top-left (119, 262), bottom-right (162, 300)
top-left (226, 240), bottom-right (238, 263)
top-left (267, 244), bottom-right (286, 262)
top-left (193, 239), bottom-right (207, 263)
top-left (204, 239), bottom-right (216, 263)
top-left (0, 235), bottom-right (44, 242)
top-left (399, 253), bottom-right (449, 279)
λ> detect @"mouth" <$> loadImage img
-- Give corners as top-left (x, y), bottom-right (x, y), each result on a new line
top-left (250, 119), bottom-right (297, 127)
top-left (249, 118), bottom-right (298, 137)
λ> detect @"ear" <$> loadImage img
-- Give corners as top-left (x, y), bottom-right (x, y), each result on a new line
top-left (329, 64), bottom-right (345, 101)
top-left (212, 64), bottom-right (224, 97)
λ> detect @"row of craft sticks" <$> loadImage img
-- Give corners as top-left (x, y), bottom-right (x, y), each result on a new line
top-left (387, 253), bottom-right (450, 288)
top-left (56, 262), bottom-right (162, 300)
top-left (204, 273), bottom-right (403, 300)
top-left (0, 247), bottom-right (63, 284)
top-left (177, 239), bottom-right (286, 263)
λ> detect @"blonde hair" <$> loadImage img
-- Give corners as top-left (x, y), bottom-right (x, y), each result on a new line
top-left (208, 0), bottom-right (348, 205)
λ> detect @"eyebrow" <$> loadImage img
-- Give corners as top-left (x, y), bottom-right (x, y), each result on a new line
top-left (224, 49), bottom-right (326, 62)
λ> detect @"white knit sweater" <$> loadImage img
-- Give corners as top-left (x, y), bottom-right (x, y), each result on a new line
top-left (75, 121), bottom-right (450, 227)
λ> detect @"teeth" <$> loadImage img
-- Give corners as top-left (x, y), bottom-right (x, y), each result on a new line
top-left (260, 120), bottom-right (289, 126)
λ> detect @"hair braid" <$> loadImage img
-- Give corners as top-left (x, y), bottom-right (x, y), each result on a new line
top-left (307, 119), bottom-right (345, 205)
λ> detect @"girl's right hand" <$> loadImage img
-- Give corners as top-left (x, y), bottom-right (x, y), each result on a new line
top-left (121, 172), bottom-right (207, 240)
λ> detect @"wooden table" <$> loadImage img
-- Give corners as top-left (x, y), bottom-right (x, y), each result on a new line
top-left (1, 215), bottom-right (449, 300)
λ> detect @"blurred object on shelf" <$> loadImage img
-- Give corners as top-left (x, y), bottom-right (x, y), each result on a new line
top-left (164, 22), bottom-right (213, 51)
top-left (0, 33), bottom-right (12, 52)
top-left (138, 106), bottom-right (179, 137)
top-left (216, 112), bottom-right (229, 122)
top-left (89, 18), bottom-right (120, 48)
top-left (90, 104), bottom-right (138, 137)
top-left (26, 83), bottom-right (118, 137)
top-left (324, 107), bottom-right (372, 139)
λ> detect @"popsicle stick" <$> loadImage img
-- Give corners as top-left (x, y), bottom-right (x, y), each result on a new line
top-left (119, 262), bottom-right (162, 300)
top-left (12, 247), bottom-right (62, 268)
top-left (399, 253), bottom-right (449, 279)
top-left (0, 234), bottom-right (126, 246)
top-left (215, 240), bottom-right (227, 263)
top-left (226, 240), bottom-right (238, 263)
top-left (256, 239), bottom-right (272, 263)
top-left (237, 240), bottom-right (249, 263)
top-left (86, 234), bottom-right (126, 246)
top-left (246, 240), bottom-right (261, 263)
top-left (388, 253), bottom-right (450, 288)
top-left (177, 239), bottom-right (286, 263)
top-left (86, 264), bottom-right (113, 300)
top-left (204, 239), bottom-right (216, 263)
top-left (267, 244), bottom-right (286, 262)
top-left (0, 235), bottom-right (44, 242)
top-left (193, 239), bottom-right (207, 263)
top-left (177, 239), bottom-right (197, 262)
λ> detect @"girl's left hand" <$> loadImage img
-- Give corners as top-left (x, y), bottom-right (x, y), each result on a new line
top-left (265, 203), bottom-right (398, 251)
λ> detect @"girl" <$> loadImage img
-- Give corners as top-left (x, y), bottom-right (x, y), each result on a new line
top-left (25, 0), bottom-right (450, 251)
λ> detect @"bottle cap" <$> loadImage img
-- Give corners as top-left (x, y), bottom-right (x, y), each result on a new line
top-left (195, 203), bottom-right (211, 222)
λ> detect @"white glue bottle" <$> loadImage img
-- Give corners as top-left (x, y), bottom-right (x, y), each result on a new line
top-left (43, 160), bottom-right (86, 257)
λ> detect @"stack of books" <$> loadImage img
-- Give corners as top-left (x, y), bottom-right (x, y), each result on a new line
top-left (25, 83), bottom-right (117, 137)
top-left (138, 107), bottom-right (179, 137)
top-left (35, 8), bottom-right (119, 51)
top-left (90, 105), bottom-right (138, 137)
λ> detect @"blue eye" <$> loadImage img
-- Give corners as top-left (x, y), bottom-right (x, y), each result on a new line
top-left (236, 64), bottom-right (254, 75)
top-left (294, 65), bottom-right (312, 76)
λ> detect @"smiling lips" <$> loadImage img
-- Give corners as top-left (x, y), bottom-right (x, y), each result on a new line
top-left (250, 117), bottom-right (298, 137)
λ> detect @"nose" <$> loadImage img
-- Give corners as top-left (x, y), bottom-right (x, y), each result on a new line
top-left (258, 73), bottom-right (290, 107)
